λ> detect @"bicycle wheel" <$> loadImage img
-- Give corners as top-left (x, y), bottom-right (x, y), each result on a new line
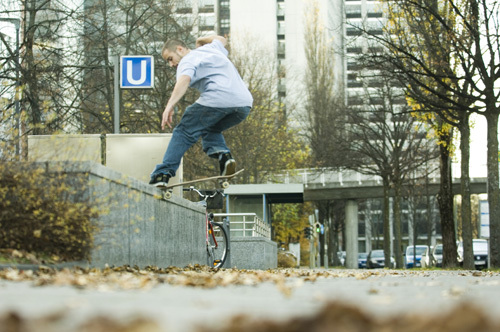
top-left (207, 221), bottom-right (228, 268)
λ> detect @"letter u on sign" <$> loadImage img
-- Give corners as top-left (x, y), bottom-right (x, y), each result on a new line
top-left (120, 55), bottom-right (154, 88)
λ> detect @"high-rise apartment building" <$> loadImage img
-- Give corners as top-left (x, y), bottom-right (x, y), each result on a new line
top-left (229, 0), bottom-right (345, 122)
top-left (174, 0), bottom-right (218, 36)
top-left (226, 1), bottom-right (394, 121)
top-left (344, 0), bottom-right (387, 107)
top-left (173, 0), bottom-right (230, 36)
top-left (178, 0), bottom-right (343, 113)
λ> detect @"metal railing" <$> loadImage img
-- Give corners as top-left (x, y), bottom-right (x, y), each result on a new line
top-left (263, 167), bottom-right (443, 187)
top-left (213, 213), bottom-right (271, 239)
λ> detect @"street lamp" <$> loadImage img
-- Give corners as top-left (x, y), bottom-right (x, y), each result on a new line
top-left (0, 17), bottom-right (21, 157)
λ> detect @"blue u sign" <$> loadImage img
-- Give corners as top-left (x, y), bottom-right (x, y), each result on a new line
top-left (120, 55), bottom-right (154, 88)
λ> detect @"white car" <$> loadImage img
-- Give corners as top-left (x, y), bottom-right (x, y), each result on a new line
top-left (420, 246), bottom-right (432, 268)
top-left (431, 244), bottom-right (443, 267)
top-left (457, 239), bottom-right (488, 269)
top-left (404, 245), bottom-right (429, 268)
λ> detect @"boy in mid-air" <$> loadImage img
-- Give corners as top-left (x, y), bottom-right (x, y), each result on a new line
top-left (150, 35), bottom-right (253, 187)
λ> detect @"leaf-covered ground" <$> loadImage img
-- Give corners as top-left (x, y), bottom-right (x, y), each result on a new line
top-left (1, 265), bottom-right (500, 332)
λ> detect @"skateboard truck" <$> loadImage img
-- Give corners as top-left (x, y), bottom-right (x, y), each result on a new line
top-left (160, 169), bottom-right (244, 200)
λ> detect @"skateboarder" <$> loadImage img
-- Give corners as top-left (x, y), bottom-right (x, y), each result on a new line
top-left (150, 35), bottom-right (253, 187)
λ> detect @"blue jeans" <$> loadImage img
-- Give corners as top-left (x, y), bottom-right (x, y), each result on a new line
top-left (151, 103), bottom-right (251, 178)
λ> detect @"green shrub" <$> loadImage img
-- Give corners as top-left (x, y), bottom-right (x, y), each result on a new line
top-left (0, 163), bottom-right (99, 261)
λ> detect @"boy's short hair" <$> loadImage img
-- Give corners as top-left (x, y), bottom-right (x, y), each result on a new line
top-left (162, 39), bottom-right (187, 54)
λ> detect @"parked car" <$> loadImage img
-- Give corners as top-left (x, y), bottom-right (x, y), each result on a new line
top-left (457, 239), bottom-right (489, 269)
top-left (431, 244), bottom-right (443, 267)
top-left (404, 245), bottom-right (429, 268)
top-left (358, 252), bottom-right (368, 269)
top-left (338, 251), bottom-right (346, 266)
top-left (331, 251), bottom-right (346, 266)
top-left (420, 246), bottom-right (432, 268)
top-left (367, 250), bottom-right (395, 269)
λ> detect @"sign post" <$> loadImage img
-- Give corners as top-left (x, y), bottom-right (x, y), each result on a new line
top-left (114, 56), bottom-right (120, 133)
top-left (120, 56), bottom-right (154, 88)
top-left (114, 55), bottom-right (155, 133)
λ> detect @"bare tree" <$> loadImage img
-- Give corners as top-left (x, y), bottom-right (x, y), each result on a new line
top-left (0, 0), bottom-right (89, 143)
top-left (302, 0), bottom-right (347, 168)
top-left (370, 0), bottom-right (500, 267)
top-left (387, 0), bottom-right (476, 269)
top-left (80, 0), bottom-right (191, 134)
top-left (0, 0), bottom-right (191, 143)
top-left (344, 70), bottom-right (439, 268)
top-left (301, 0), bottom-right (350, 266)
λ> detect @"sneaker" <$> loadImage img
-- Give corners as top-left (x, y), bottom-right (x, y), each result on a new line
top-left (149, 173), bottom-right (171, 188)
top-left (219, 152), bottom-right (236, 176)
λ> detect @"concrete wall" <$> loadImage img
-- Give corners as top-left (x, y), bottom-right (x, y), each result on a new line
top-left (43, 161), bottom-right (206, 268)
top-left (37, 161), bottom-right (277, 270)
top-left (227, 195), bottom-right (264, 220)
top-left (28, 134), bottom-right (103, 164)
top-left (105, 134), bottom-right (183, 185)
top-left (230, 237), bottom-right (277, 270)
top-left (27, 134), bottom-right (183, 196)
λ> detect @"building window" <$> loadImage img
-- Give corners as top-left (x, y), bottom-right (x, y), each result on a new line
top-left (348, 81), bottom-right (363, 88)
top-left (367, 12), bottom-right (383, 18)
top-left (176, 7), bottom-right (192, 14)
top-left (277, 21), bottom-right (285, 35)
top-left (220, 18), bottom-right (229, 28)
top-left (199, 6), bottom-right (214, 13)
top-left (348, 97), bottom-right (364, 106)
top-left (346, 12), bottom-right (362, 19)
top-left (346, 5), bottom-right (362, 19)
top-left (347, 73), bottom-right (357, 81)
top-left (277, 39), bottom-right (285, 57)
top-left (347, 61), bottom-right (362, 71)
top-left (369, 97), bottom-right (384, 105)
top-left (368, 29), bottom-right (383, 36)
top-left (277, 1), bottom-right (285, 16)
top-left (347, 47), bottom-right (362, 53)
top-left (346, 28), bottom-right (362, 36)
top-left (368, 47), bottom-right (384, 53)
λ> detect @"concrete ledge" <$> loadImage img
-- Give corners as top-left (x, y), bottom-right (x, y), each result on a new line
top-left (40, 161), bottom-right (207, 268)
top-left (230, 237), bottom-right (277, 270)
top-left (14, 161), bottom-right (278, 270)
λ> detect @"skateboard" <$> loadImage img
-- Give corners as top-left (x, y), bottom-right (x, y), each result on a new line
top-left (160, 169), bottom-right (244, 199)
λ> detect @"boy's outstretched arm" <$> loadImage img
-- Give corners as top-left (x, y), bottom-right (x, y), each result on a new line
top-left (196, 35), bottom-right (227, 48)
top-left (162, 75), bottom-right (191, 130)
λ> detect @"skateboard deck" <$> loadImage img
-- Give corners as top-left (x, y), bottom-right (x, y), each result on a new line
top-left (160, 169), bottom-right (244, 199)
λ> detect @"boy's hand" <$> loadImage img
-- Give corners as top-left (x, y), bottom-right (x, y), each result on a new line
top-left (162, 105), bottom-right (174, 130)
top-left (196, 37), bottom-right (209, 48)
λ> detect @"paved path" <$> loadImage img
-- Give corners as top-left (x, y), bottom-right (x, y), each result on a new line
top-left (1, 269), bottom-right (500, 331)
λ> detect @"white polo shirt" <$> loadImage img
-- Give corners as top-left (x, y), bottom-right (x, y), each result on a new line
top-left (177, 40), bottom-right (253, 108)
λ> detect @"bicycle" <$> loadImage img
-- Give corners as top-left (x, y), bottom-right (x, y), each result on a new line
top-left (184, 186), bottom-right (229, 268)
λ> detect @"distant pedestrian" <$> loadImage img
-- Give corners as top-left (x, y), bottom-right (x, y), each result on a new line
top-left (150, 35), bottom-right (253, 187)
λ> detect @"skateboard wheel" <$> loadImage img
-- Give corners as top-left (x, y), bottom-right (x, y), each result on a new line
top-left (221, 181), bottom-right (229, 189)
top-left (163, 191), bottom-right (172, 199)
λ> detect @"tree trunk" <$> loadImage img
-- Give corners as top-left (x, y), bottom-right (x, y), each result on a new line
top-left (328, 200), bottom-right (344, 266)
top-left (485, 111), bottom-right (500, 267)
top-left (426, 170), bottom-right (434, 248)
top-left (393, 181), bottom-right (403, 268)
top-left (383, 177), bottom-right (392, 266)
top-left (24, 0), bottom-right (43, 135)
top-left (317, 201), bottom-right (328, 267)
top-left (437, 125), bottom-right (458, 268)
top-left (460, 115), bottom-right (474, 270)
